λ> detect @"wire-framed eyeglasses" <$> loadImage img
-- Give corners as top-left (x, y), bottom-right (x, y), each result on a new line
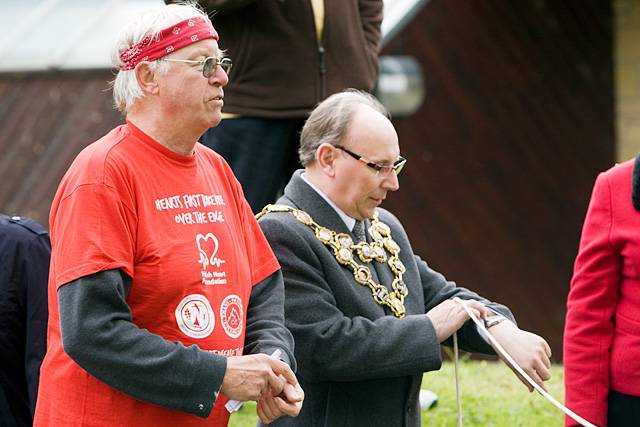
top-left (163, 56), bottom-right (233, 78)
top-left (334, 145), bottom-right (407, 176)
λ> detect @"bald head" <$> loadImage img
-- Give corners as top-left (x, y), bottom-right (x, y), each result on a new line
top-left (298, 89), bottom-right (390, 167)
top-left (343, 104), bottom-right (399, 160)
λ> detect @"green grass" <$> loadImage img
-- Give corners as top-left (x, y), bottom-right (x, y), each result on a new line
top-left (229, 360), bottom-right (565, 427)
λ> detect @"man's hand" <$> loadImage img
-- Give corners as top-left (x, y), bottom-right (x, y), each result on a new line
top-left (427, 299), bottom-right (490, 343)
top-left (221, 354), bottom-right (299, 401)
top-left (256, 376), bottom-right (305, 424)
top-left (488, 321), bottom-right (552, 392)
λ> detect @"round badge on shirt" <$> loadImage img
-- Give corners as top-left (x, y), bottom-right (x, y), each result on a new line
top-left (220, 294), bottom-right (244, 339)
top-left (175, 294), bottom-right (215, 339)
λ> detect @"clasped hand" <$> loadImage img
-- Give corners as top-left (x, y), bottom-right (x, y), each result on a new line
top-left (221, 353), bottom-right (304, 424)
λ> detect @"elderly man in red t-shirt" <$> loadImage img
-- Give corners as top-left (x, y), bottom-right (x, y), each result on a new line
top-left (34, 3), bottom-right (303, 426)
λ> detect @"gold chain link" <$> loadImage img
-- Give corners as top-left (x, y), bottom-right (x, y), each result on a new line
top-left (257, 204), bottom-right (408, 318)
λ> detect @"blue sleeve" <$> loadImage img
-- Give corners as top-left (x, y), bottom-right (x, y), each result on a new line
top-left (23, 232), bottom-right (50, 414)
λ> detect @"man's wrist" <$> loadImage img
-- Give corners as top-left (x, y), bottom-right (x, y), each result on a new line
top-left (484, 313), bottom-right (508, 329)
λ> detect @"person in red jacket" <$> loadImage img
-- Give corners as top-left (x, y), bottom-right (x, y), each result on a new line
top-left (564, 156), bottom-right (640, 426)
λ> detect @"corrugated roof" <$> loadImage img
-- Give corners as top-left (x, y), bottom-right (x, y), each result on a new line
top-left (0, 0), bottom-right (164, 72)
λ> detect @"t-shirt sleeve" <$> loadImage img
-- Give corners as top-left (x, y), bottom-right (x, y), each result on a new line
top-left (240, 195), bottom-right (280, 286)
top-left (52, 183), bottom-right (137, 288)
top-left (217, 161), bottom-right (280, 286)
top-left (210, 152), bottom-right (280, 286)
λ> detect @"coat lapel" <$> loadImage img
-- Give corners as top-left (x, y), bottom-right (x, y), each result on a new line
top-left (280, 170), bottom-right (385, 285)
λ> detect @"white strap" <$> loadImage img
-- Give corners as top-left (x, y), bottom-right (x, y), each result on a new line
top-left (453, 331), bottom-right (463, 426)
top-left (452, 298), bottom-right (598, 427)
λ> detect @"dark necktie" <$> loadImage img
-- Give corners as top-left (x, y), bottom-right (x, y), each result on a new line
top-left (352, 220), bottom-right (366, 243)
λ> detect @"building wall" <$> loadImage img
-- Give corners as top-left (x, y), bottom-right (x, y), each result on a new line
top-left (0, 72), bottom-right (122, 225)
top-left (615, 0), bottom-right (640, 161)
top-left (383, 0), bottom-right (613, 357)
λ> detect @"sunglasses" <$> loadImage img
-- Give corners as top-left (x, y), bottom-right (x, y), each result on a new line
top-left (163, 56), bottom-right (233, 78)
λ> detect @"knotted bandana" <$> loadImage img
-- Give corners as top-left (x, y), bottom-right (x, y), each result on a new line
top-left (119, 16), bottom-right (218, 71)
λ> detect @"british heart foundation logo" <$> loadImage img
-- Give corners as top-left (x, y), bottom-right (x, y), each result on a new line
top-left (196, 233), bottom-right (226, 269)
top-left (196, 233), bottom-right (228, 286)
top-left (175, 294), bottom-right (215, 339)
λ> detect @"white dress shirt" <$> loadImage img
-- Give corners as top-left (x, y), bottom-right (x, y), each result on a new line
top-left (301, 173), bottom-right (357, 232)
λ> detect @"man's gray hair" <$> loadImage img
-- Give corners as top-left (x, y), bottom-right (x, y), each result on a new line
top-left (299, 89), bottom-right (389, 166)
top-left (110, 2), bottom-right (209, 113)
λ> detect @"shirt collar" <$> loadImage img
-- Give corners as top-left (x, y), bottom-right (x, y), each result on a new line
top-left (301, 172), bottom-right (356, 231)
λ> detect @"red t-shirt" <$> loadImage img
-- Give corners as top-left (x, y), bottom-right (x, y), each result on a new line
top-left (34, 122), bottom-right (280, 426)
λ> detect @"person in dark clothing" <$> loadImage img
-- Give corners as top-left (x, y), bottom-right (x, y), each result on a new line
top-left (257, 90), bottom-right (553, 426)
top-left (0, 214), bottom-right (50, 427)
top-left (166, 0), bottom-right (383, 212)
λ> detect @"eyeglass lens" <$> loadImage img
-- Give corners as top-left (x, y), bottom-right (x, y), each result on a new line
top-left (393, 159), bottom-right (406, 175)
top-left (204, 57), bottom-right (232, 77)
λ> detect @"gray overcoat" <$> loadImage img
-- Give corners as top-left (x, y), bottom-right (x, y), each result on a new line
top-left (258, 171), bottom-right (514, 427)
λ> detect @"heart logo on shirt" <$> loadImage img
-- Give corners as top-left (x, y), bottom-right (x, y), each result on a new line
top-left (196, 233), bottom-right (225, 269)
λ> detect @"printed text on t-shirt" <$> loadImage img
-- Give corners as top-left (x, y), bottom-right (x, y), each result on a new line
top-left (154, 194), bottom-right (226, 225)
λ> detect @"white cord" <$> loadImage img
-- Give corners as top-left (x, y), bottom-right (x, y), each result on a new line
top-left (452, 297), bottom-right (598, 427)
top-left (453, 331), bottom-right (463, 427)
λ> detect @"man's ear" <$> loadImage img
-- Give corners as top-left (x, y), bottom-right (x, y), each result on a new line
top-left (134, 62), bottom-right (159, 95)
top-left (316, 143), bottom-right (338, 177)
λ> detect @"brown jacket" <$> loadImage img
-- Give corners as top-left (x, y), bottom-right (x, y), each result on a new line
top-left (197, 0), bottom-right (383, 118)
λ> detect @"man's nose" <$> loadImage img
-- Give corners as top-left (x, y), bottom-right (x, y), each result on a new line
top-left (383, 170), bottom-right (400, 192)
top-left (209, 65), bottom-right (229, 86)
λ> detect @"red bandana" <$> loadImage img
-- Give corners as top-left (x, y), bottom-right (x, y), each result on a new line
top-left (119, 16), bottom-right (218, 71)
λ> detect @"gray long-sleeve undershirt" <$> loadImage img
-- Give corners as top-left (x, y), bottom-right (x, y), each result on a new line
top-left (58, 268), bottom-right (294, 418)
